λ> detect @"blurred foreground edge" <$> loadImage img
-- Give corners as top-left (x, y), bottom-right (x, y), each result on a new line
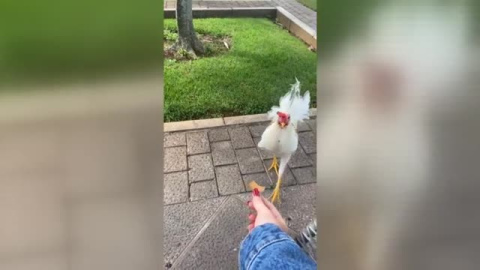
top-left (0, 73), bottom-right (164, 270)
top-left (317, 1), bottom-right (480, 270)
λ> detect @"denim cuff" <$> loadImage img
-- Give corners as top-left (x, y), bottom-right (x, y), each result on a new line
top-left (239, 223), bottom-right (295, 270)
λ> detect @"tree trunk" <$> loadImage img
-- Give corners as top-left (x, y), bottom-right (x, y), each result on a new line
top-left (175, 0), bottom-right (204, 58)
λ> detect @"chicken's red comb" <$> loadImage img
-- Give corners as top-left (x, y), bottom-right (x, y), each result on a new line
top-left (276, 111), bottom-right (289, 117)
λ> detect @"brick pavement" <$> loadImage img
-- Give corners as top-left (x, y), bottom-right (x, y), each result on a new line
top-left (164, 0), bottom-right (317, 31)
top-left (163, 118), bottom-right (317, 205)
top-left (163, 116), bottom-right (317, 269)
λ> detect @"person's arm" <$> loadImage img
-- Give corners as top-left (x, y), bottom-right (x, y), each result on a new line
top-left (239, 223), bottom-right (317, 270)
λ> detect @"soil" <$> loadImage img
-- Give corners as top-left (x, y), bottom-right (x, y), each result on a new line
top-left (164, 31), bottom-right (232, 61)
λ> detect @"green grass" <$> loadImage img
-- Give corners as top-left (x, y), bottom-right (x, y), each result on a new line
top-left (296, 0), bottom-right (317, 11)
top-left (164, 18), bottom-right (316, 122)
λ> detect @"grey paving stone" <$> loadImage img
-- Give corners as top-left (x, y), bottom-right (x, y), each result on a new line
top-left (289, 145), bottom-right (313, 168)
top-left (242, 172), bottom-right (273, 191)
top-left (166, 183), bottom-right (317, 267)
top-left (306, 119), bottom-right (316, 133)
top-left (299, 131), bottom-right (316, 154)
top-left (164, 132), bottom-right (186, 147)
top-left (208, 128), bottom-right (230, 142)
top-left (164, 172), bottom-right (189, 205)
top-left (186, 131), bottom-right (210, 155)
top-left (276, 183), bottom-right (316, 233)
top-left (234, 183), bottom-right (316, 234)
top-left (190, 180), bottom-right (218, 201)
top-left (264, 159), bottom-right (297, 187)
top-left (171, 196), bottom-right (249, 270)
top-left (211, 141), bottom-right (237, 166)
top-left (166, 0), bottom-right (317, 30)
top-left (309, 153), bottom-right (317, 170)
top-left (167, 0), bottom-right (317, 27)
top-left (248, 123), bottom-right (268, 138)
top-left (228, 126), bottom-right (255, 149)
top-left (291, 166), bottom-right (316, 184)
top-left (296, 121), bottom-right (311, 132)
top-left (164, 197), bottom-right (226, 266)
top-left (235, 148), bottom-right (265, 174)
top-left (254, 137), bottom-right (274, 159)
top-left (215, 165), bottom-right (245, 195)
top-left (164, 146), bottom-right (187, 173)
top-left (188, 154), bottom-right (215, 182)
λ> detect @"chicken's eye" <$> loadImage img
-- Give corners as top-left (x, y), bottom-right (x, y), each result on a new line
top-left (288, 116), bottom-right (291, 119)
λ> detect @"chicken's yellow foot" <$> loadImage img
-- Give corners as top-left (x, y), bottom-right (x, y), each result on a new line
top-left (269, 177), bottom-right (282, 204)
top-left (268, 156), bottom-right (279, 176)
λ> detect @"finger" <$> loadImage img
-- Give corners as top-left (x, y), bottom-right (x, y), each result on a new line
top-left (248, 214), bottom-right (256, 222)
top-left (248, 223), bottom-right (255, 232)
top-left (247, 201), bottom-right (255, 210)
top-left (261, 196), bottom-right (284, 220)
top-left (260, 198), bottom-right (288, 230)
top-left (262, 198), bottom-right (288, 230)
top-left (251, 195), bottom-right (270, 214)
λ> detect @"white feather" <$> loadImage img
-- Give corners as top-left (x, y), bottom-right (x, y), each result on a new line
top-left (259, 79), bottom-right (311, 177)
top-left (267, 78), bottom-right (311, 127)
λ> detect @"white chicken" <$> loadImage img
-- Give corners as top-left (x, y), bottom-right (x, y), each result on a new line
top-left (258, 79), bottom-right (311, 203)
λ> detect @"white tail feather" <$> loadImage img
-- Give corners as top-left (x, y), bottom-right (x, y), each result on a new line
top-left (268, 79), bottom-right (311, 126)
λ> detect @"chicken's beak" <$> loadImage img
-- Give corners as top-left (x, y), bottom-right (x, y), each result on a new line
top-left (280, 122), bottom-right (286, 128)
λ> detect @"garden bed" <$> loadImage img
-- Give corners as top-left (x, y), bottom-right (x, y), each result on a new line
top-left (164, 18), bottom-right (316, 122)
top-left (164, 29), bottom-right (232, 60)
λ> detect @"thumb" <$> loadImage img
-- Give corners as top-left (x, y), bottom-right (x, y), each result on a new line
top-left (251, 195), bottom-right (270, 214)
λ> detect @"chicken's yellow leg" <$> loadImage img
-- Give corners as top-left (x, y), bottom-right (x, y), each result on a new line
top-left (268, 156), bottom-right (279, 176)
top-left (269, 177), bottom-right (282, 204)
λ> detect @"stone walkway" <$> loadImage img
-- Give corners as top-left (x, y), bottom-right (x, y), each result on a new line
top-left (164, 117), bottom-right (317, 269)
top-left (164, 0), bottom-right (317, 31)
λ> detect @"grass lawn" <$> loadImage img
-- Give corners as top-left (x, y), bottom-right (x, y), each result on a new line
top-left (164, 18), bottom-right (316, 122)
top-left (296, 0), bottom-right (317, 11)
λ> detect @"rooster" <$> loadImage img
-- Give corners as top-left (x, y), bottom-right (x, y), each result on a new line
top-left (258, 79), bottom-right (311, 203)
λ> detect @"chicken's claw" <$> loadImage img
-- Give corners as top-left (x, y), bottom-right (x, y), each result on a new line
top-left (269, 177), bottom-right (282, 204)
top-left (268, 156), bottom-right (279, 176)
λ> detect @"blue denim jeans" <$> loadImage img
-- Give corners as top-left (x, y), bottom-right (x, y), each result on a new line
top-left (239, 223), bottom-right (317, 270)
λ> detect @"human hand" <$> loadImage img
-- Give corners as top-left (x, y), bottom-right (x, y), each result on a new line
top-left (246, 188), bottom-right (288, 233)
